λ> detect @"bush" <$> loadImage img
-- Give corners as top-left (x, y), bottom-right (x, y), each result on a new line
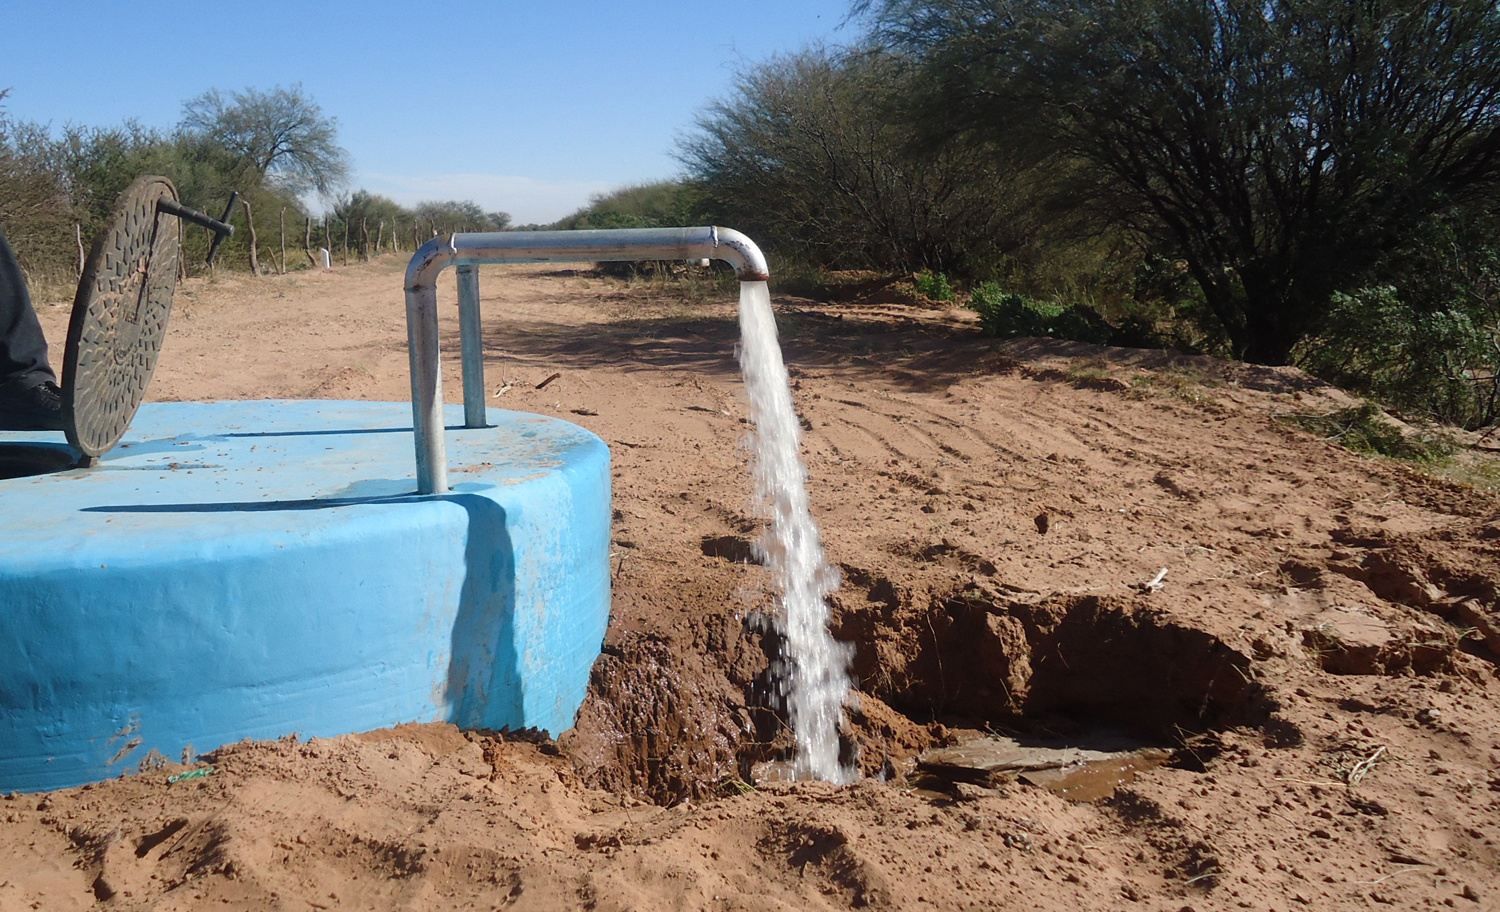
top-left (1298, 286), bottom-right (1500, 430)
top-left (914, 270), bottom-right (953, 301)
top-left (553, 181), bottom-right (703, 231)
top-left (968, 282), bottom-right (1112, 344)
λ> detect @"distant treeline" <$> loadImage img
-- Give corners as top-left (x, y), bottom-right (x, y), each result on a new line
top-left (558, 0), bottom-right (1500, 429)
top-left (0, 85), bottom-right (509, 283)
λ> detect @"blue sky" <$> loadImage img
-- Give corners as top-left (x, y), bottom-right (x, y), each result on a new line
top-left (4, 0), bottom-right (858, 224)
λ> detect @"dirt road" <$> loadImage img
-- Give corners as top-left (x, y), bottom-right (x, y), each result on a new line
top-left (7, 258), bottom-right (1499, 910)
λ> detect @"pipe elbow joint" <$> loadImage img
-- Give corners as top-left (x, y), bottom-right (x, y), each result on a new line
top-left (711, 227), bottom-right (770, 282)
top-left (405, 235), bottom-right (457, 292)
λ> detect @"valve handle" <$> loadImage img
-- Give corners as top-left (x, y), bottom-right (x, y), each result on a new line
top-left (156, 191), bottom-right (238, 265)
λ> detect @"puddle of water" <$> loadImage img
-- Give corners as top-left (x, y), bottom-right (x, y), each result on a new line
top-left (1018, 748), bottom-right (1172, 802)
top-left (918, 734), bottom-right (1172, 802)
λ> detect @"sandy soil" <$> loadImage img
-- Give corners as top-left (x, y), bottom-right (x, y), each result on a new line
top-left (7, 258), bottom-right (1500, 911)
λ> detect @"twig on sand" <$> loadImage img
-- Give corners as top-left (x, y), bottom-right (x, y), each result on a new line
top-left (1343, 745), bottom-right (1388, 787)
top-left (1355, 864), bottom-right (1429, 886)
top-left (1183, 869), bottom-right (1222, 885)
top-left (536, 372), bottom-right (562, 390)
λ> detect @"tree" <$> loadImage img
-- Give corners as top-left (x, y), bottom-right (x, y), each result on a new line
top-left (680, 47), bottom-right (1036, 276)
top-left (410, 200), bottom-right (502, 234)
top-left (334, 190), bottom-right (406, 230)
top-left (870, 0), bottom-right (1500, 363)
top-left (180, 84), bottom-right (350, 197)
top-left (53, 120), bottom-right (174, 228)
top-left (553, 181), bottom-right (701, 231)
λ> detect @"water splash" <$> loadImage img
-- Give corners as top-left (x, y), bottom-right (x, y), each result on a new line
top-left (736, 280), bottom-right (856, 784)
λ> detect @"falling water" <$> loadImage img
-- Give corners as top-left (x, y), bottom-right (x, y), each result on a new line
top-left (736, 280), bottom-right (856, 784)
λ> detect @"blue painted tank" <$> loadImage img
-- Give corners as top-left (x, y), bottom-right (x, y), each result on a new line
top-left (0, 400), bottom-right (610, 793)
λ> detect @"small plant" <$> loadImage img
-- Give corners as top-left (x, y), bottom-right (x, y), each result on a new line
top-left (716, 776), bottom-right (757, 796)
top-left (914, 270), bottom-right (954, 302)
top-left (969, 282), bottom-right (1055, 336)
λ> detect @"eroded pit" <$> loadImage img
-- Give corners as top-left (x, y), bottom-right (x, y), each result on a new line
top-left (566, 577), bottom-right (1284, 805)
top-left (899, 586), bottom-right (1270, 737)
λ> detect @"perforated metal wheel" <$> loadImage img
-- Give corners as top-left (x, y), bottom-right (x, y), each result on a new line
top-left (63, 176), bottom-right (181, 457)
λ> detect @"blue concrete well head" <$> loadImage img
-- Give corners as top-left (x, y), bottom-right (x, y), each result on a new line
top-left (0, 399), bottom-right (611, 793)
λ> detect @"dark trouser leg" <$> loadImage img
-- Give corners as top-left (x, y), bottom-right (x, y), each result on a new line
top-left (0, 221), bottom-right (57, 392)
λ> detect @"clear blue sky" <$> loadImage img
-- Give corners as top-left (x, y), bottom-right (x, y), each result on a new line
top-left (4, 0), bottom-right (859, 224)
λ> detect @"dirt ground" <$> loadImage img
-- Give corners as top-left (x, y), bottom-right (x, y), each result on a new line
top-left (6, 257), bottom-right (1500, 911)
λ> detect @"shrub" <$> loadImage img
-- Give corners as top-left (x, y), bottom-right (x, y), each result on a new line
top-left (968, 282), bottom-right (1112, 344)
top-left (914, 270), bottom-right (953, 301)
top-left (681, 47), bottom-right (1039, 277)
top-left (1298, 286), bottom-right (1500, 430)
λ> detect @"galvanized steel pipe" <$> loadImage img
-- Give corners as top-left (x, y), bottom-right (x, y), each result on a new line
top-left (403, 227), bottom-right (770, 494)
top-left (455, 265), bottom-right (485, 430)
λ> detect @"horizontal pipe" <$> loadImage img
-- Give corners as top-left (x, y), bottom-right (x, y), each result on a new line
top-left (403, 227), bottom-right (770, 495)
top-left (405, 226), bottom-right (769, 295)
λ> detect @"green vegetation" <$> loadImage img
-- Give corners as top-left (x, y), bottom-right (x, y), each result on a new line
top-left (1298, 285), bottom-right (1500, 431)
top-left (669, 0), bottom-right (1500, 431)
top-left (682, 47), bottom-right (1034, 277)
top-left (554, 182), bottom-right (702, 231)
top-left (1283, 404), bottom-right (1456, 463)
top-left (914, 271), bottom-right (953, 302)
top-left (967, 283), bottom-right (1110, 345)
top-left (867, 0), bottom-right (1500, 367)
top-left (0, 85), bottom-right (508, 283)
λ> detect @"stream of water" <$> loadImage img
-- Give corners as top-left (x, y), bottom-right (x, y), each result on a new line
top-left (736, 280), bottom-right (857, 784)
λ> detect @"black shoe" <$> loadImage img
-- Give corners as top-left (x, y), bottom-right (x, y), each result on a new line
top-left (0, 380), bottom-right (66, 431)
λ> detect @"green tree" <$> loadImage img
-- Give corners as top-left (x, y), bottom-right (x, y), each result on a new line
top-left (332, 190), bottom-right (414, 258)
top-left (553, 181), bottom-right (702, 230)
top-left (870, 0), bottom-right (1500, 363)
top-left (180, 84), bottom-right (350, 196)
top-left (680, 47), bottom-right (1034, 276)
top-left (410, 200), bottom-right (505, 234)
top-left (52, 120), bottom-right (174, 231)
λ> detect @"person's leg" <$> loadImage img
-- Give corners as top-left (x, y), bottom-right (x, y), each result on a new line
top-left (0, 221), bottom-right (64, 429)
top-left (0, 221), bottom-right (57, 391)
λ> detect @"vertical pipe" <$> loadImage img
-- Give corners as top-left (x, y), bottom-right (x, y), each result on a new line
top-left (404, 282), bottom-right (448, 494)
top-left (456, 264), bottom-right (486, 429)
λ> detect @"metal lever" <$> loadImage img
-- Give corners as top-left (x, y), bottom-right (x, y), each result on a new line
top-left (157, 191), bottom-right (238, 265)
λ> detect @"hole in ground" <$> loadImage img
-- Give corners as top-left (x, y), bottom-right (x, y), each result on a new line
top-left (831, 587), bottom-right (1288, 781)
top-left (700, 534), bottom-right (760, 564)
top-left (564, 582), bottom-right (1289, 806)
